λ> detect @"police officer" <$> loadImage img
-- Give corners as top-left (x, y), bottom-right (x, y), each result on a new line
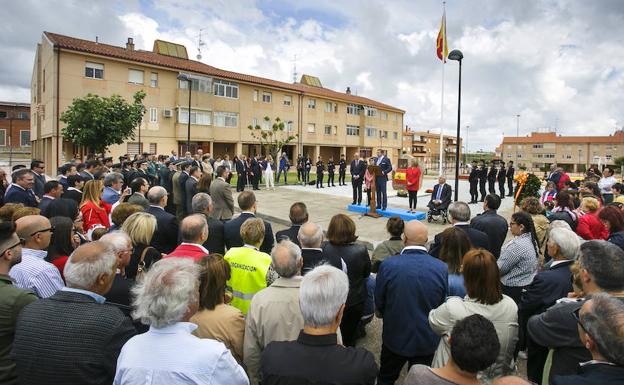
top-left (468, 160), bottom-right (479, 203)
top-left (327, 157), bottom-right (336, 187)
top-left (487, 161), bottom-right (497, 194)
top-left (497, 161), bottom-right (507, 199)
top-left (315, 156), bottom-right (324, 188)
top-left (304, 155), bottom-right (312, 186)
top-left (338, 154), bottom-right (347, 186)
top-left (296, 154), bottom-right (304, 183)
top-left (506, 161), bottom-right (515, 197)
top-left (478, 160), bottom-right (488, 202)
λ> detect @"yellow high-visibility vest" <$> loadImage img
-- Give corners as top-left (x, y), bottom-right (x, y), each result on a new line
top-left (224, 246), bottom-right (272, 315)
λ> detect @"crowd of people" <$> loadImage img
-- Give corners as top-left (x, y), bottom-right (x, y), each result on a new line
top-left (1, 151), bottom-right (624, 385)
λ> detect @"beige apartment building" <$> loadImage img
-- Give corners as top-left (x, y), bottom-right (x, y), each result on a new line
top-left (402, 128), bottom-right (462, 171)
top-left (31, 32), bottom-right (404, 172)
top-left (500, 130), bottom-right (624, 172)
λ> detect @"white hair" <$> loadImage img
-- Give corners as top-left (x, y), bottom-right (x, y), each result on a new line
top-left (299, 265), bottom-right (349, 328)
top-left (64, 245), bottom-right (117, 290)
top-left (98, 230), bottom-right (131, 253)
top-left (271, 240), bottom-right (302, 278)
top-left (132, 258), bottom-right (199, 328)
top-left (298, 222), bottom-right (323, 248)
top-left (192, 193), bottom-right (212, 213)
top-left (547, 228), bottom-right (581, 260)
top-left (147, 186), bottom-right (167, 204)
top-left (549, 220), bottom-right (572, 232)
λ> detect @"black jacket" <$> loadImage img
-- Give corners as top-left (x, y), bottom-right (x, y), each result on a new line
top-left (469, 167), bottom-right (479, 183)
top-left (147, 205), bottom-right (179, 254)
top-left (608, 230), bottom-right (624, 252)
top-left (470, 210), bottom-right (508, 258)
top-left (224, 212), bottom-right (274, 254)
top-left (552, 362), bottom-right (624, 385)
top-left (427, 183), bottom-right (452, 210)
top-left (61, 189), bottom-right (82, 205)
top-left (178, 172), bottom-right (189, 211)
top-left (301, 248), bottom-right (342, 275)
top-left (487, 166), bottom-right (497, 181)
top-left (430, 224), bottom-right (490, 258)
top-left (322, 242), bottom-right (371, 307)
top-left (184, 177), bottom-right (198, 215)
top-left (38, 196), bottom-right (55, 216)
top-left (32, 172), bottom-right (45, 198)
top-left (203, 214), bottom-right (226, 255)
top-left (261, 331), bottom-right (378, 385)
top-left (12, 291), bottom-right (136, 385)
top-left (275, 225), bottom-right (302, 247)
top-left (350, 159), bottom-right (366, 180)
top-left (105, 274), bottom-right (134, 307)
top-left (520, 260), bottom-right (573, 317)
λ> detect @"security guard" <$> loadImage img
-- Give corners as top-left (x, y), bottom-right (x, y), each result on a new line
top-left (478, 160), bottom-right (488, 202)
top-left (468, 160), bottom-right (479, 203)
top-left (316, 156), bottom-right (324, 188)
top-left (327, 157), bottom-right (336, 187)
top-left (304, 155), bottom-right (312, 185)
top-left (487, 161), bottom-right (497, 195)
top-left (338, 154), bottom-right (347, 186)
top-left (497, 161), bottom-right (507, 199)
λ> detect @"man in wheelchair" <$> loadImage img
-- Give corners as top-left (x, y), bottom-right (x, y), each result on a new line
top-left (427, 176), bottom-right (452, 221)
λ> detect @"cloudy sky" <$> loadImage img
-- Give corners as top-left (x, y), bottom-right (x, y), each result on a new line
top-left (2, 0), bottom-right (623, 151)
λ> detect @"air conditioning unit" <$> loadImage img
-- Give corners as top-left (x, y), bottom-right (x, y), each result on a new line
top-left (162, 109), bottom-right (173, 118)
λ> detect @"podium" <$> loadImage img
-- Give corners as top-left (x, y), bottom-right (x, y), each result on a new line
top-left (365, 165), bottom-right (382, 218)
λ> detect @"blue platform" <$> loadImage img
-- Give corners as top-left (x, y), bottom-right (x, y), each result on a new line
top-left (347, 204), bottom-right (426, 221)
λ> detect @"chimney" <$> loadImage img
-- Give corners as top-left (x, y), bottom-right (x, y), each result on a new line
top-left (346, 87), bottom-right (351, 95)
top-left (126, 37), bottom-right (135, 51)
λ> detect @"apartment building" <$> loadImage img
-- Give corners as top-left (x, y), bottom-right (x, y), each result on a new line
top-left (500, 130), bottom-right (624, 172)
top-left (31, 32), bottom-right (404, 172)
top-left (0, 101), bottom-right (31, 159)
top-left (402, 128), bottom-right (462, 171)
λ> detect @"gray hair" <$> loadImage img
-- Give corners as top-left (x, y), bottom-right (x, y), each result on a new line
top-left (192, 193), bottom-right (212, 213)
top-left (448, 201), bottom-right (471, 222)
top-left (581, 293), bottom-right (624, 366)
top-left (132, 258), bottom-right (200, 328)
top-left (298, 222), bottom-right (323, 248)
top-left (547, 228), bottom-right (580, 260)
top-left (271, 240), bottom-right (302, 278)
top-left (103, 172), bottom-right (123, 187)
top-left (64, 245), bottom-right (117, 290)
top-left (438, 175), bottom-right (446, 180)
top-left (579, 240), bottom-right (624, 292)
top-left (548, 220), bottom-right (572, 232)
top-left (98, 230), bottom-right (131, 253)
top-left (299, 265), bottom-right (349, 328)
top-left (147, 186), bottom-right (167, 204)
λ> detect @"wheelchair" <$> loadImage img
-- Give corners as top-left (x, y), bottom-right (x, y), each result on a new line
top-left (426, 205), bottom-right (449, 224)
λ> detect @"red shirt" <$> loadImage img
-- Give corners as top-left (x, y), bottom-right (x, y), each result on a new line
top-left (51, 256), bottom-right (69, 281)
top-left (405, 167), bottom-right (422, 192)
top-left (165, 243), bottom-right (209, 263)
top-left (80, 200), bottom-right (112, 232)
top-left (576, 211), bottom-right (609, 240)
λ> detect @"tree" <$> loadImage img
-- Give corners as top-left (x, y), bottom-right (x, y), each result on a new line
top-left (248, 116), bottom-right (297, 159)
top-left (60, 90), bottom-right (146, 154)
top-left (614, 156), bottom-right (624, 169)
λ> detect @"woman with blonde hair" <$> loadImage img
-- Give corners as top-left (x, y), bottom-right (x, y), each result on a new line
top-left (80, 179), bottom-right (129, 233)
top-left (191, 254), bottom-right (245, 364)
top-left (264, 155), bottom-right (275, 190)
top-left (121, 212), bottom-right (161, 279)
top-left (575, 197), bottom-right (609, 240)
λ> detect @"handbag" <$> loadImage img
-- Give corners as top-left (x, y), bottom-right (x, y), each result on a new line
top-left (135, 246), bottom-right (154, 281)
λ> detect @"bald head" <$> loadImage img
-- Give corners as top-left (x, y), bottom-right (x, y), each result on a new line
top-left (403, 220), bottom-right (428, 246)
top-left (16, 215), bottom-right (52, 249)
top-left (271, 240), bottom-right (302, 278)
top-left (180, 214), bottom-right (208, 244)
top-left (298, 222), bottom-right (323, 248)
top-left (70, 241), bottom-right (109, 266)
top-left (491, 376), bottom-right (531, 385)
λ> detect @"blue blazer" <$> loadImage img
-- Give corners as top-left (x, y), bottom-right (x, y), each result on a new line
top-left (375, 247), bottom-right (448, 356)
top-left (519, 260), bottom-right (574, 317)
top-left (3, 186), bottom-right (37, 207)
top-left (224, 212), bottom-right (275, 254)
top-left (374, 156), bottom-right (392, 180)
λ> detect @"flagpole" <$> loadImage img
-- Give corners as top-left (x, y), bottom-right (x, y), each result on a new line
top-left (438, 2), bottom-right (446, 176)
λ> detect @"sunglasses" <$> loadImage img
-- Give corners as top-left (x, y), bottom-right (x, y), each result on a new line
top-left (30, 226), bottom-right (55, 237)
top-left (1, 238), bottom-right (25, 256)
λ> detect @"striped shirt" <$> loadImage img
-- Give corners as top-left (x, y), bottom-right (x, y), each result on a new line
top-left (497, 233), bottom-right (538, 287)
top-left (9, 248), bottom-right (64, 298)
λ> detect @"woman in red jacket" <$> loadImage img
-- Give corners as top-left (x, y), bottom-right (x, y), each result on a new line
top-left (405, 159), bottom-right (423, 213)
top-left (79, 179), bottom-right (115, 233)
top-left (576, 196), bottom-right (609, 240)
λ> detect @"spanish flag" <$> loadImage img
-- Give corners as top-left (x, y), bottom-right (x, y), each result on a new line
top-left (436, 10), bottom-right (448, 63)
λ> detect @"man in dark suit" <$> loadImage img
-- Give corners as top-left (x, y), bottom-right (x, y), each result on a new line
top-left (80, 159), bottom-right (100, 182)
top-left (12, 241), bottom-right (136, 385)
top-left (178, 161), bottom-right (191, 216)
top-left (350, 152), bottom-right (366, 205)
top-left (429, 201), bottom-right (490, 258)
top-left (146, 186), bottom-right (179, 254)
top-left (487, 161), bottom-right (497, 194)
top-left (251, 155), bottom-right (261, 190)
top-left (191, 192), bottom-right (226, 255)
top-left (185, 166), bottom-right (200, 215)
top-left (304, 155), bottom-right (312, 185)
top-left (338, 154), bottom-right (347, 186)
top-left (426, 176), bottom-right (452, 212)
top-left (315, 156), bottom-right (324, 188)
top-left (297, 221), bottom-right (343, 275)
top-left (478, 160), bottom-right (488, 202)
top-left (506, 161), bottom-right (515, 197)
top-left (3, 169), bottom-right (38, 207)
top-left (374, 149), bottom-right (393, 210)
top-left (497, 161), bottom-right (507, 199)
top-left (275, 202), bottom-right (308, 247)
top-left (470, 194), bottom-right (508, 258)
top-left (236, 155), bottom-right (247, 192)
top-left (224, 191), bottom-right (274, 254)
top-left (30, 160), bottom-right (46, 198)
top-left (38, 181), bottom-right (64, 216)
top-left (468, 160), bottom-right (479, 203)
top-left (61, 174), bottom-right (84, 204)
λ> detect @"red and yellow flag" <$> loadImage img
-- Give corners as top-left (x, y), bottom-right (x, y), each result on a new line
top-left (436, 10), bottom-right (448, 63)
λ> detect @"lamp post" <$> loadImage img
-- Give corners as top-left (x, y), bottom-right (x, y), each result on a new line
top-left (448, 49), bottom-right (463, 202)
top-left (177, 73), bottom-right (192, 153)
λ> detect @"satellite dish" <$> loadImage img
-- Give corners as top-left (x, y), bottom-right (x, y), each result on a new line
top-left (197, 53), bottom-right (202, 60)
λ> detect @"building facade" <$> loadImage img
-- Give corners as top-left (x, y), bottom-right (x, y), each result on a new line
top-left (31, 32), bottom-right (404, 172)
top-left (500, 130), bottom-right (624, 172)
top-left (402, 128), bottom-right (462, 172)
top-left (0, 101), bottom-right (31, 162)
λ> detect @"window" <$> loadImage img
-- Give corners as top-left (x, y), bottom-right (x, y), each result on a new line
top-left (179, 75), bottom-right (212, 93)
top-left (544, 154), bottom-right (555, 159)
top-left (392, 113), bottom-right (398, 121)
top-left (252, 118), bottom-right (259, 128)
top-left (0, 111), bottom-right (6, 118)
top-left (365, 126), bottom-right (377, 137)
top-left (149, 143), bottom-right (157, 154)
top-left (20, 130), bottom-right (30, 146)
top-left (127, 143), bottom-right (142, 155)
top-left (381, 111), bottom-right (388, 120)
top-left (287, 121), bottom-right (294, 132)
top-left (380, 130), bottom-right (388, 139)
top-left (365, 107), bottom-right (377, 117)
top-left (150, 73), bottom-right (158, 87)
top-left (85, 62), bottom-right (104, 79)
top-left (213, 79), bottom-right (239, 98)
top-left (347, 104), bottom-right (359, 115)
top-left (325, 102), bottom-right (333, 112)
top-left (178, 108), bottom-right (211, 125)
top-left (308, 99), bottom-right (316, 109)
top-left (262, 92), bottom-right (272, 103)
top-left (0, 129), bottom-right (5, 146)
top-left (149, 108), bottom-right (157, 123)
top-left (347, 125), bottom-right (360, 136)
top-left (283, 95), bottom-right (292, 106)
top-left (18, 112), bottom-right (29, 120)
top-left (307, 123), bottom-right (315, 133)
top-left (532, 144), bottom-right (544, 149)
top-left (128, 69), bottom-right (144, 84)
top-left (262, 119), bottom-right (271, 131)
top-left (606, 155), bottom-right (613, 161)
top-left (324, 125), bottom-right (332, 135)
top-left (253, 90), bottom-right (258, 102)
top-left (393, 132), bottom-right (398, 140)
top-left (214, 112), bottom-right (238, 127)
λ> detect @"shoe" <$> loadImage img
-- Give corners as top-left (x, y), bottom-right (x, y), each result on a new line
top-left (352, 202), bottom-right (356, 205)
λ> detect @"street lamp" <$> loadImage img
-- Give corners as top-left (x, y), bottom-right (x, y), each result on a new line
top-left (448, 49), bottom-right (463, 202)
top-left (177, 73), bottom-right (193, 153)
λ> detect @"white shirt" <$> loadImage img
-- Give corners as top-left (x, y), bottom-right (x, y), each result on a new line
top-left (9, 248), bottom-right (64, 298)
top-left (180, 242), bottom-right (210, 254)
top-left (114, 322), bottom-right (248, 385)
top-left (598, 176), bottom-right (617, 194)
